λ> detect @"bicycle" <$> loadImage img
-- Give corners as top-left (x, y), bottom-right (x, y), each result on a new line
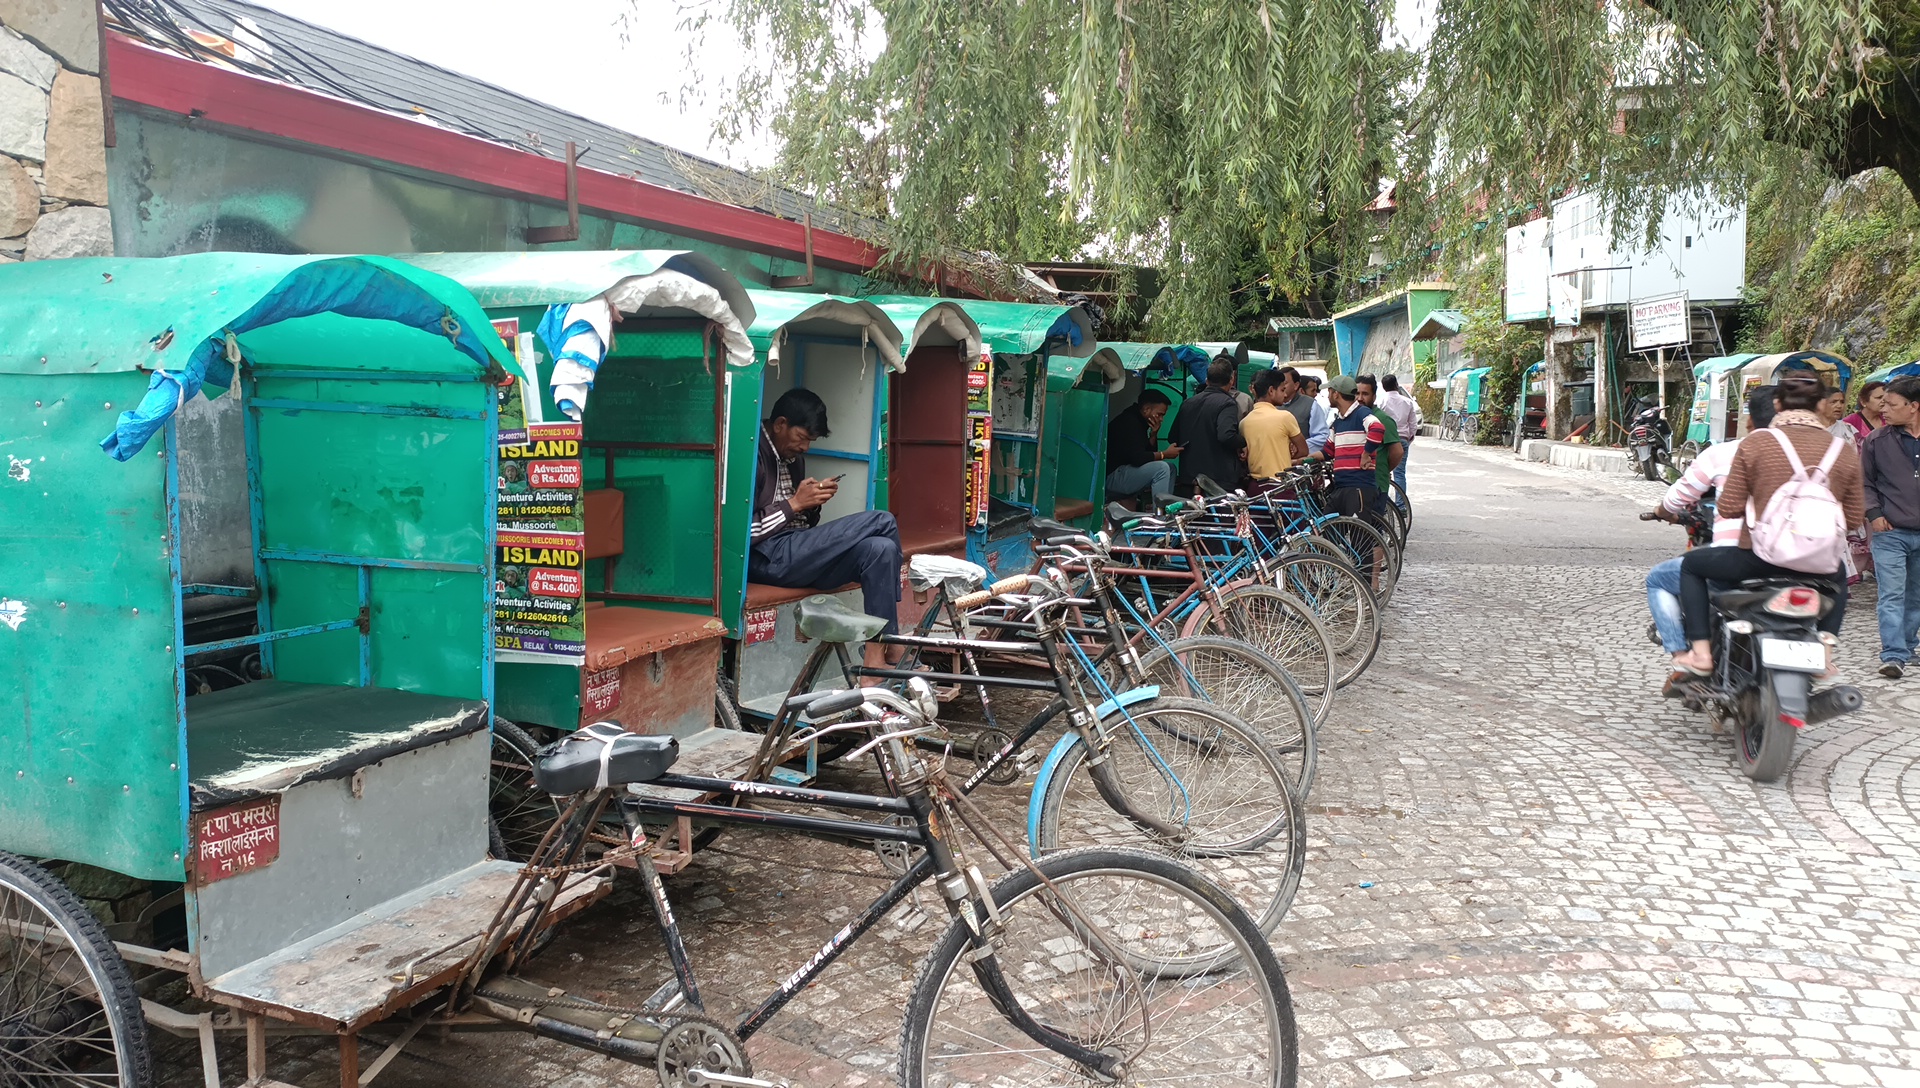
top-left (527, 682), bottom-right (1301, 1085)
top-left (735, 579), bottom-right (1312, 936)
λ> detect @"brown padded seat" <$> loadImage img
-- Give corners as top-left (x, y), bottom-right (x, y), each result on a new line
top-left (583, 605), bottom-right (726, 671)
top-left (899, 530), bottom-right (968, 558)
top-left (1053, 499), bottom-right (1096, 522)
top-left (744, 582), bottom-right (859, 611)
top-left (584, 488), bottom-right (626, 560)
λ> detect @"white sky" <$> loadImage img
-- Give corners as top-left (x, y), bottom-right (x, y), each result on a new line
top-left (254, 0), bottom-right (777, 166)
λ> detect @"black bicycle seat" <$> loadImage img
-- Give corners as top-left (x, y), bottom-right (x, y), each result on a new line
top-left (1153, 493), bottom-right (1189, 513)
top-left (1193, 474), bottom-right (1230, 498)
top-left (533, 724), bottom-right (679, 794)
top-left (796, 595), bottom-right (888, 644)
top-left (1104, 501), bottom-right (1137, 527)
top-left (1028, 517), bottom-right (1090, 545)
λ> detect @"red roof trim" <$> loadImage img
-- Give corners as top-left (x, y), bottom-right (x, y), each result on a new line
top-left (105, 35), bottom-right (886, 272)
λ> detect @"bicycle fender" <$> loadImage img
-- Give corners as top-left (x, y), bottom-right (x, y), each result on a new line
top-left (1025, 686), bottom-right (1160, 854)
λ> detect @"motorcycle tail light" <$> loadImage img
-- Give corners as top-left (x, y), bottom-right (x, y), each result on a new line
top-left (1765, 587), bottom-right (1822, 618)
top-left (1780, 713), bottom-right (1807, 730)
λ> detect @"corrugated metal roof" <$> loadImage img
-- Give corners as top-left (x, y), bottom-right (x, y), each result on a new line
top-left (106, 0), bottom-right (881, 239)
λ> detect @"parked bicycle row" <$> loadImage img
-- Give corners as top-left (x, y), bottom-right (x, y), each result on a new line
top-left (0, 251), bottom-right (1406, 1087)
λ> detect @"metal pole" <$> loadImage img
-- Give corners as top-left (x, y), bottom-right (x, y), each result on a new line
top-left (1656, 347), bottom-right (1666, 411)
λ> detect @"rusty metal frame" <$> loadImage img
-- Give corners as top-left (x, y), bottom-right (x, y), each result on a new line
top-left (523, 141), bottom-right (580, 244)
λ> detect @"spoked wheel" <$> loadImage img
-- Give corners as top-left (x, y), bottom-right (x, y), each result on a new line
top-left (488, 719), bottom-right (561, 862)
top-left (1736, 678), bottom-right (1801, 782)
top-left (0, 852), bottom-right (153, 1088)
top-left (1130, 634), bottom-right (1318, 797)
top-left (899, 846), bottom-right (1298, 1086)
top-left (1384, 479), bottom-right (1412, 546)
top-left (1317, 515), bottom-right (1400, 606)
top-left (1269, 554), bottom-right (1384, 688)
top-left (1033, 696), bottom-right (1308, 938)
top-left (1184, 584), bottom-right (1338, 729)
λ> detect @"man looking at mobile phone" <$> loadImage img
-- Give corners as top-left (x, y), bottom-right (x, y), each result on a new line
top-left (751, 389), bottom-right (903, 675)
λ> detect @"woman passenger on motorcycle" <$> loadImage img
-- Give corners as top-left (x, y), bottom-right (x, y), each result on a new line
top-left (1672, 377), bottom-right (1866, 677)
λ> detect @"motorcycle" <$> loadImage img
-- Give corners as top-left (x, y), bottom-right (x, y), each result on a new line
top-left (1640, 511), bottom-right (1864, 781)
top-left (1628, 398), bottom-right (1675, 482)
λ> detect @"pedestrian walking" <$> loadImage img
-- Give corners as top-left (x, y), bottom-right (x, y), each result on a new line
top-left (1169, 354), bottom-right (1245, 495)
top-left (1861, 376), bottom-right (1920, 678)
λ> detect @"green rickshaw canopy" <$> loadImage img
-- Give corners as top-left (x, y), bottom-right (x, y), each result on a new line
top-left (863, 296), bottom-right (983, 360)
top-left (0, 253), bottom-right (521, 460)
top-left (748, 290), bottom-right (905, 371)
top-left (1052, 347), bottom-right (1127, 394)
top-left (1860, 361), bottom-right (1920, 386)
top-left (1086, 341), bottom-right (1175, 373)
top-left (947, 300), bottom-right (1096, 358)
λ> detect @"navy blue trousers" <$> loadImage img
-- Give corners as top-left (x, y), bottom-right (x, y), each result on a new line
top-left (750, 510), bottom-right (902, 634)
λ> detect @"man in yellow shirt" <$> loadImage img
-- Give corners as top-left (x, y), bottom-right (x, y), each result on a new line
top-left (1241, 368), bottom-right (1308, 485)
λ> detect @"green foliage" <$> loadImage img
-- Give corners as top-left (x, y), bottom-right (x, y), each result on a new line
top-left (1445, 243), bottom-right (1537, 442)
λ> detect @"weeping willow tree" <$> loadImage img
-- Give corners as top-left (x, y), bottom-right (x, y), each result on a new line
top-left (677, 0), bottom-right (1899, 336)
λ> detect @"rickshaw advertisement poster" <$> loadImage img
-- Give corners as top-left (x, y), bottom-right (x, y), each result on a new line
top-left (493, 318), bottom-right (544, 439)
top-left (965, 413), bottom-right (991, 526)
top-left (496, 528), bottom-right (586, 663)
top-left (191, 797), bottom-right (280, 886)
top-left (497, 421), bottom-right (587, 663)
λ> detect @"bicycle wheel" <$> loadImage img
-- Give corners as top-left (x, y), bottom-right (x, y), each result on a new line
top-left (899, 846), bottom-right (1298, 1087)
top-left (1033, 696), bottom-right (1307, 937)
top-left (1184, 584), bottom-right (1337, 729)
top-left (1131, 634), bottom-right (1317, 796)
top-left (1317, 515), bottom-right (1399, 606)
top-left (0, 852), bottom-right (154, 1088)
top-left (1269, 553), bottom-right (1383, 688)
top-left (489, 719), bottom-right (560, 862)
top-left (1383, 480), bottom-right (1412, 547)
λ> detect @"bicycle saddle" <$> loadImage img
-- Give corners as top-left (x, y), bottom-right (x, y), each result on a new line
top-left (1105, 501), bottom-right (1140, 527)
top-left (796, 594), bottom-right (888, 643)
top-left (1028, 517), bottom-right (1090, 545)
top-left (907, 553), bottom-right (988, 593)
top-left (1153, 493), bottom-right (1190, 513)
top-left (532, 722), bottom-right (679, 794)
top-left (1193, 474), bottom-right (1230, 498)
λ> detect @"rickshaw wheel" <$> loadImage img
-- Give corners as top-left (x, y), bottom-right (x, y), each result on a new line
top-left (0, 851), bottom-right (153, 1088)
top-left (488, 720), bottom-right (562, 863)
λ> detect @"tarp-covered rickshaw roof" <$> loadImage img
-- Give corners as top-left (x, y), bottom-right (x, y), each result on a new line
top-left (0, 253), bottom-right (521, 459)
top-left (1860, 361), bottom-right (1920, 386)
top-left (863, 296), bottom-right (983, 361)
top-left (1098, 342), bottom-right (1179, 372)
top-left (948, 300), bottom-right (1096, 359)
top-left (1052, 346), bottom-right (1127, 394)
top-left (747, 290), bottom-right (906, 372)
top-left (404, 249), bottom-right (757, 370)
top-left (1743, 350), bottom-right (1853, 391)
top-left (1692, 353), bottom-right (1757, 380)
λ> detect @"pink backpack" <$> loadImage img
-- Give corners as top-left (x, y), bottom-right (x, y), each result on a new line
top-left (1746, 428), bottom-right (1848, 574)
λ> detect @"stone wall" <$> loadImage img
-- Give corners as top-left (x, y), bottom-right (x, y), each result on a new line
top-left (0, 1), bottom-right (110, 263)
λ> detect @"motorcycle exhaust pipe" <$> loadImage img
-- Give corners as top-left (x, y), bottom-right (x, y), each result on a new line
top-left (1806, 685), bottom-right (1864, 724)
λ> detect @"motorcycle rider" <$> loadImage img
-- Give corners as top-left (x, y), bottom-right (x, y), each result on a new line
top-left (1645, 385), bottom-right (1775, 695)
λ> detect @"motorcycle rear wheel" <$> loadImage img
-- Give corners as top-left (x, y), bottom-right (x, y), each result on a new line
top-left (1736, 678), bottom-right (1800, 782)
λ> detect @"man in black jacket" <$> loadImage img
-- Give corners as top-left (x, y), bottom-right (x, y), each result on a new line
top-left (751, 389), bottom-right (903, 665)
top-left (1106, 389), bottom-right (1181, 503)
top-left (1169, 355), bottom-right (1246, 494)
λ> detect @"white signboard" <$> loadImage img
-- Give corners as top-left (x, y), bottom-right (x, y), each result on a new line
top-left (1504, 218), bottom-right (1552, 322)
top-left (1550, 277), bottom-right (1583, 327)
top-left (1630, 292), bottom-right (1690, 351)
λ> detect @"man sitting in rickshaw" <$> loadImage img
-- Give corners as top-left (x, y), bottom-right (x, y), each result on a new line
top-left (751, 388), bottom-right (904, 677)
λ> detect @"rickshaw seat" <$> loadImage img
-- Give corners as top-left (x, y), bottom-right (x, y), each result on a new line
top-left (745, 582), bottom-right (859, 611)
top-left (184, 681), bottom-right (489, 810)
top-left (584, 488), bottom-right (626, 560)
top-left (1052, 499), bottom-right (1096, 522)
top-left (531, 723), bottom-right (679, 794)
top-left (795, 595), bottom-right (888, 644)
top-left (899, 528), bottom-right (969, 557)
top-left (583, 605), bottom-right (726, 671)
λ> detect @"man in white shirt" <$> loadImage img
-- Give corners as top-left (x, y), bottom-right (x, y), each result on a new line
top-left (1376, 375), bottom-right (1421, 505)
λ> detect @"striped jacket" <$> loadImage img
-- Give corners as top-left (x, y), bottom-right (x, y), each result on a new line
top-left (752, 426), bottom-right (820, 541)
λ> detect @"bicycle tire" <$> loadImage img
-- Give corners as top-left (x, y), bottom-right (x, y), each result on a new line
top-left (1183, 584), bottom-right (1337, 728)
top-left (1317, 515), bottom-right (1399, 605)
top-left (1033, 696), bottom-right (1307, 938)
top-left (1130, 634), bottom-right (1318, 796)
top-left (0, 851), bottom-right (154, 1088)
top-left (1268, 553), bottom-right (1384, 688)
top-left (489, 718), bottom-right (560, 863)
top-left (897, 846), bottom-right (1299, 1087)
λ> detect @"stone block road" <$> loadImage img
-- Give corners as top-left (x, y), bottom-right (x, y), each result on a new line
top-left (157, 440), bottom-right (1920, 1087)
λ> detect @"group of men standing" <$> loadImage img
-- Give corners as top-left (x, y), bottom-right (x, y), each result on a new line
top-left (1106, 353), bottom-right (1421, 519)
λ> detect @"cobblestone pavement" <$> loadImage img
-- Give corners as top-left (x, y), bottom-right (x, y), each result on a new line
top-left (156, 440), bottom-right (1920, 1087)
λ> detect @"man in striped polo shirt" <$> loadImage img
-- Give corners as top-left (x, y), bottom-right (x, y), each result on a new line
top-left (1320, 374), bottom-right (1386, 518)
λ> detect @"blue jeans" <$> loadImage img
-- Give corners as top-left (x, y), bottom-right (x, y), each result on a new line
top-left (1392, 438), bottom-right (1409, 507)
top-left (1107, 460), bottom-right (1173, 500)
top-left (1646, 557), bottom-right (1685, 654)
top-left (1868, 527), bottom-right (1920, 663)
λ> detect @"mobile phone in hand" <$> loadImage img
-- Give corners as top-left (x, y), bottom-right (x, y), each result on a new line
top-left (826, 473), bottom-right (846, 484)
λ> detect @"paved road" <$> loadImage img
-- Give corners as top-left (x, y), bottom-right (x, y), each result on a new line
top-left (159, 439), bottom-right (1920, 1087)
